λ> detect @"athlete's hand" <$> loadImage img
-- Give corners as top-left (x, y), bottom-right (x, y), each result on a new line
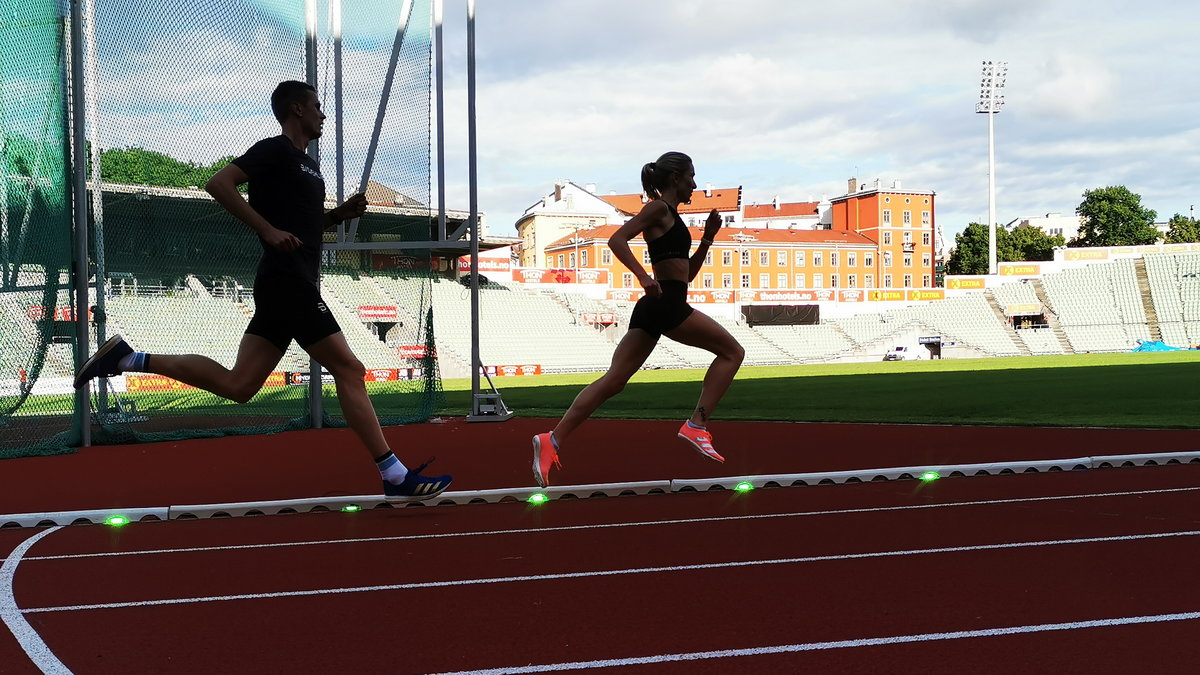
top-left (263, 226), bottom-right (302, 252)
top-left (639, 273), bottom-right (661, 298)
top-left (333, 193), bottom-right (368, 222)
top-left (703, 209), bottom-right (722, 240)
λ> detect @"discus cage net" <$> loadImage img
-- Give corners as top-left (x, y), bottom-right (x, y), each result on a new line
top-left (1, 0), bottom-right (449, 458)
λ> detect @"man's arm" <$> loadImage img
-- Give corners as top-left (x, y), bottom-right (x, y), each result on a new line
top-left (325, 193), bottom-right (368, 229)
top-left (205, 164), bottom-right (300, 252)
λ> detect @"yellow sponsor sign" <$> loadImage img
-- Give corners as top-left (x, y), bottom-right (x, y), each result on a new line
top-left (868, 290), bottom-right (906, 302)
top-left (1006, 303), bottom-right (1041, 316)
top-left (999, 263), bottom-right (1041, 276)
top-left (946, 277), bottom-right (985, 290)
top-left (1064, 249), bottom-right (1109, 261)
top-left (908, 289), bottom-right (945, 301)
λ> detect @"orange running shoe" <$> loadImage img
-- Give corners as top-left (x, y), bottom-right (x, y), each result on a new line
top-left (678, 421), bottom-right (725, 463)
top-left (532, 432), bottom-right (562, 488)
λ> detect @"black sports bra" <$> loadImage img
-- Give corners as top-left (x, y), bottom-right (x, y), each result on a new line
top-left (646, 203), bottom-right (692, 264)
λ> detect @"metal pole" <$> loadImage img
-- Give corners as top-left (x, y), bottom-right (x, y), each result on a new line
top-left (305, 0), bottom-right (322, 428)
top-left (68, 0), bottom-right (91, 446)
top-left (83, 0), bottom-right (108, 416)
top-left (333, 0), bottom-right (343, 206)
top-left (987, 107), bottom-right (996, 275)
top-left (468, 0), bottom-right (480, 402)
top-left (434, 0), bottom-right (446, 241)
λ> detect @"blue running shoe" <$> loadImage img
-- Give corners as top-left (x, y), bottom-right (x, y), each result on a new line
top-left (74, 334), bottom-right (133, 390)
top-left (383, 459), bottom-right (453, 503)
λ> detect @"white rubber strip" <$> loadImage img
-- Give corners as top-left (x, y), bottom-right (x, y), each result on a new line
top-left (2, 451), bottom-right (1196, 529)
top-left (0, 526), bottom-right (71, 674)
top-left (419, 610), bottom-right (1200, 675)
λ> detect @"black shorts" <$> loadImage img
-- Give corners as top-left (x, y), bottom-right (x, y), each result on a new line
top-left (245, 276), bottom-right (341, 352)
top-left (628, 279), bottom-right (694, 338)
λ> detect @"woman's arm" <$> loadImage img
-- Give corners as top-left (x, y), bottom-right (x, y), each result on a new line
top-left (608, 200), bottom-right (669, 297)
top-left (688, 209), bottom-right (722, 281)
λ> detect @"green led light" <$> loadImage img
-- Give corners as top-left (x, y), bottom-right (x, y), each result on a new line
top-left (104, 515), bottom-right (130, 527)
top-left (920, 471), bottom-right (941, 482)
top-left (527, 492), bottom-right (548, 504)
top-left (734, 481), bottom-right (755, 492)
top-left (341, 504), bottom-right (361, 512)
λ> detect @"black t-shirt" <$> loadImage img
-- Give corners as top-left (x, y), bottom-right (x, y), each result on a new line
top-left (231, 135), bottom-right (326, 285)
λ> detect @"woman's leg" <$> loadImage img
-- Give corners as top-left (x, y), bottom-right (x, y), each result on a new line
top-left (664, 312), bottom-right (745, 426)
top-left (551, 328), bottom-right (658, 445)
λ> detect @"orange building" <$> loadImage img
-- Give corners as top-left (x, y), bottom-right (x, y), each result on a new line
top-left (830, 178), bottom-right (937, 290)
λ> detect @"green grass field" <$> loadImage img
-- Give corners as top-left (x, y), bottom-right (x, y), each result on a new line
top-left (6, 352), bottom-right (1199, 429)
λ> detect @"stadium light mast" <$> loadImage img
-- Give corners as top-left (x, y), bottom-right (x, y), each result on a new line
top-left (977, 60), bottom-right (1006, 275)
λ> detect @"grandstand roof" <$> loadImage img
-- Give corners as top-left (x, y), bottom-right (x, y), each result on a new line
top-left (544, 226), bottom-right (875, 250)
top-left (744, 202), bottom-right (819, 219)
top-left (598, 187), bottom-right (742, 216)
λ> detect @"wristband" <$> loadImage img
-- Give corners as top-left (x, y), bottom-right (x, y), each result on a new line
top-left (701, 238), bottom-right (714, 245)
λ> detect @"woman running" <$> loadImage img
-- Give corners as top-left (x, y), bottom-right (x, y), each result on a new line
top-left (531, 151), bottom-right (745, 487)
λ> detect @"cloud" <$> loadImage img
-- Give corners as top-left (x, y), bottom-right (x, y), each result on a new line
top-left (1024, 52), bottom-right (1115, 122)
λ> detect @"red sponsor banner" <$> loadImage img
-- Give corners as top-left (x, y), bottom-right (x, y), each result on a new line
top-left (513, 268), bottom-right (609, 284)
top-left (751, 290), bottom-right (820, 302)
top-left (607, 289), bottom-right (645, 302)
top-left (372, 254), bottom-right (436, 271)
top-left (708, 289), bottom-right (737, 304)
top-left (907, 289), bottom-right (945, 301)
top-left (358, 305), bottom-right (398, 321)
top-left (581, 312), bottom-right (616, 325)
top-left (838, 289), bottom-right (864, 303)
top-left (397, 344), bottom-right (435, 359)
top-left (364, 368), bottom-right (398, 382)
top-left (25, 306), bottom-right (93, 322)
top-left (946, 276), bottom-right (986, 290)
top-left (457, 257), bottom-right (512, 273)
top-left (999, 263), bottom-right (1041, 276)
top-left (482, 364), bottom-right (542, 376)
top-left (1064, 249), bottom-right (1109, 261)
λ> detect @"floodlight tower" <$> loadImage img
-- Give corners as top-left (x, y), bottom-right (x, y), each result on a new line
top-left (977, 60), bottom-right (1007, 274)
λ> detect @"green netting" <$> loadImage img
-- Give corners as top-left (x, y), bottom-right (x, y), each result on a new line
top-left (0, 0), bottom-right (76, 458)
top-left (2, 0), bottom-right (442, 457)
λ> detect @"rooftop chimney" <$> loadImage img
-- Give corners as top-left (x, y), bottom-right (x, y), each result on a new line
top-left (772, 196), bottom-right (780, 210)
top-left (705, 183), bottom-right (713, 198)
top-left (848, 178), bottom-right (858, 193)
top-left (892, 179), bottom-right (901, 189)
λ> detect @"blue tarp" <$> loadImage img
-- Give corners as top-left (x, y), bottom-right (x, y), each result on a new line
top-left (1131, 340), bottom-right (1183, 352)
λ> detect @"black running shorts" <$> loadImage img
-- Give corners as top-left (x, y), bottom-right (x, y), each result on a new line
top-left (628, 279), bottom-right (694, 338)
top-left (245, 276), bottom-right (341, 352)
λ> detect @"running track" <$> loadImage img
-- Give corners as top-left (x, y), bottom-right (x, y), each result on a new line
top-left (2, 419), bottom-right (1200, 673)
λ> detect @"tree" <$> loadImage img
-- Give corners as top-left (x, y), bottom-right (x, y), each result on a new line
top-left (1163, 213), bottom-right (1200, 244)
top-left (1006, 222), bottom-right (1065, 261)
top-left (96, 147), bottom-right (233, 189)
top-left (947, 223), bottom-right (992, 275)
top-left (1070, 185), bottom-right (1158, 247)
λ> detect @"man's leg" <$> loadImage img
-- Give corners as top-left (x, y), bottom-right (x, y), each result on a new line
top-left (143, 334), bottom-right (283, 404)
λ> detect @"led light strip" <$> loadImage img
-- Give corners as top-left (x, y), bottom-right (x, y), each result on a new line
top-left (1, 451), bottom-right (1196, 529)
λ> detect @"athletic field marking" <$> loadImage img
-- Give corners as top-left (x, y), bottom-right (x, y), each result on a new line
top-left (419, 611), bottom-right (1200, 675)
top-left (13, 485), bottom-right (1199, 564)
top-left (1, 527), bottom-right (72, 674)
top-left (21, 529), bottom-right (1200, 614)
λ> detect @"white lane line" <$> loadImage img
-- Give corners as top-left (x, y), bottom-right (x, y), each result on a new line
top-left (21, 529), bottom-right (1200, 614)
top-left (0, 527), bottom-right (72, 674)
top-left (14, 485), bottom-right (1200, 564)
top-left (419, 610), bottom-right (1200, 675)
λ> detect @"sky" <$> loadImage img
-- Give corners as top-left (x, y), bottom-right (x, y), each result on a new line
top-left (434, 0), bottom-right (1200, 245)
top-left (79, 0), bottom-right (1200, 248)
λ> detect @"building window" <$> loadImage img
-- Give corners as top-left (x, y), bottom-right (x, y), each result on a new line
top-left (759, 273), bottom-right (770, 288)
top-left (847, 252), bottom-right (857, 267)
top-left (883, 231), bottom-right (892, 245)
top-left (903, 210), bottom-right (912, 225)
top-left (884, 274), bottom-right (892, 288)
top-left (795, 250), bottom-right (805, 267)
top-left (705, 250), bottom-right (713, 265)
top-left (830, 251), bottom-right (839, 268)
top-left (904, 274), bottom-right (913, 288)
top-left (642, 249), bottom-right (651, 265)
top-left (904, 253), bottom-right (912, 267)
top-left (557, 254), bottom-right (565, 267)
top-left (831, 274), bottom-right (839, 288)
top-left (722, 250), bottom-right (733, 266)
top-left (923, 232), bottom-right (931, 246)
top-left (865, 274), bottom-right (874, 288)
top-left (923, 274), bottom-right (931, 287)
top-left (778, 273), bottom-right (788, 288)
top-left (884, 252), bottom-right (892, 268)
top-left (722, 273), bottom-right (732, 288)
top-left (602, 249), bottom-right (612, 265)
top-left (922, 253), bottom-right (931, 267)
top-left (741, 274), bottom-right (751, 288)
top-left (703, 273), bottom-right (713, 289)
top-left (581, 250), bottom-right (588, 266)
top-left (848, 274), bottom-right (857, 288)
top-left (795, 273), bottom-right (806, 288)
top-left (813, 273), bottom-right (823, 288)
top-left (725, 215), bottom-right (736, 224)
top-left (741, 249), bottom-right (751, 266)
top-left (813, 251), bottom-right (823, 267)
top-left (623, 273), bottom-right (633, 288)
top-left (922, 211), bottom-right (930, 226)
top-left (759, 251), bottom-right (769, 266)
top-left (883, 210), bottom-right (892, 225)
top-left (777, 250), bottom-right (787, 266)
top-left (569, 252), bottom-right (576, 268)
top-left (865, 252), bottom-right (874, 267)
top-left (903, 230), bottom-right (912, 244)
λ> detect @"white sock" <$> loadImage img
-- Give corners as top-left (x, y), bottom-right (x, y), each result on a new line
top-left (375, 451), bottom-right (409, 484)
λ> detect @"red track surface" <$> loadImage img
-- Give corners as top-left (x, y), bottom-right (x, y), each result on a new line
top-left (3, 419), bottom-right (1200, 673)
